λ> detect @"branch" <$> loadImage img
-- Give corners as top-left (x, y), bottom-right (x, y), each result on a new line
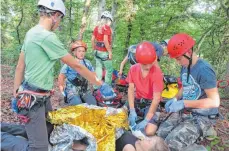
top-left (77, 0), bottom-right (91, 40)
top-left (219, 0), bottom-right (229, 18)
top-left (196, 27), bottom-right (212, 54)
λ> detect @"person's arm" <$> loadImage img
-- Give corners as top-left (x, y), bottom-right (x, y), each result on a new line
top-left (58, 73), bottom-right (66, 92)
top-left (119, 56), bottom-right (128, 76)
top-left (104, 35), bottom-right (112, 59)
top-left (61, 54), bottom-right (103, 86)
top-left (184, 87), bottom-right (220, 108)
top-left (145, 92), bottom-right (161, 120)
top-left (128, 83), bottom-right (135, 109)
top-left (91, 35), bottom-right (95, 50)
top-left (175, 87), bottom-right (183, 99)
top-left (13, 52), bottom-right (25, 97)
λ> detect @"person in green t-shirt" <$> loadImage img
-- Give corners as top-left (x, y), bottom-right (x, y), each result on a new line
top-left (12, 1), bottom-right (115, 151)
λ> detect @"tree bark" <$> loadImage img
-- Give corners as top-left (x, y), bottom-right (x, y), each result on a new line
top-left (69, 0), bottom-right (73, 41)
top-left (125, 19), bottom-right (132, 54)
top-left (16, 0), bottom-right (24, 45)
top-left (111, 0), bottom-right (117, 45)
top-left (98, 0), bottom-right (106, 22)
top-left (77, 0), bottom-right (91, 40)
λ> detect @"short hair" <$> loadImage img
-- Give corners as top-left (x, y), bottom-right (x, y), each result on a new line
top-left (38, 6), bottom-right (58, 17)
top-left (148, 136), bottom-right (169, 151)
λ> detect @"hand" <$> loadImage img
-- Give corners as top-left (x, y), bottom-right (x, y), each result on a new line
top-left (13, 88), bottom-right (19, 98)
top-left (128, 109), bottom-right (137, 127)
top-left (108, 52), bottom-right (112, 60)
top-left (118, 71), bottom-right (123, 77)
top-left (59, 85), bottom-right (65, 92)
top-left (165, 100), bottom-right (185, 112)
top-left (133, 119), bottom-right (149, 131)
top-left (11, 98), bottom-right (18, 113)
top-left (61, 91), bottom-right (66, 97)
top-left (13, 91), bottom-right (17, 98)
top-left (99, 83), bottom-right (116, 99)
top-left (165, 98), bottom-right (177, 109)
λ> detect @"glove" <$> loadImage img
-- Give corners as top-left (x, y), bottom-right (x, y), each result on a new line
top-left (11, 98), bottom-right (18, 113)
top-left (133, 118), bottom-right (149, 131)
top-left (128, 109), bottom-right (137, 127)
top-left (99, 83), bottom-right (116, 100)
top-left (165, 100), bottom-right (185, 112)
top-left (165, 98), bottom-right (177, 109)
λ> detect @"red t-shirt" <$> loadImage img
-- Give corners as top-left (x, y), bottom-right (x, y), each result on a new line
top-left (126, 64), bottom-right (164, 100)
top-left (93, 25), bottom-right (112, 51)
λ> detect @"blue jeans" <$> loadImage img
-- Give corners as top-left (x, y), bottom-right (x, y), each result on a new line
top-left (1, 122), bottom-right (53, 151)
top-left (66, 92), bottom-right (97, 106)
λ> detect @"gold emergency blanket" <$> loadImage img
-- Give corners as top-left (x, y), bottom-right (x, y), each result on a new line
top-left (48, 105), bottom-right (129, 151)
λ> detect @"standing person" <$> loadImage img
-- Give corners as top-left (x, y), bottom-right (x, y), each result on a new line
top-left (91, 11), bottom-right (113, 87)
top-left (127, 41), bottom-right (164, 136)
top-left (118, 40), bottom-right (169, 76)
top-left (58, 40), bottom-right (97, 106)
top-left (13, 1), bottom-right (114, 151)
top-left (157, 33), bottom-right (220, 151)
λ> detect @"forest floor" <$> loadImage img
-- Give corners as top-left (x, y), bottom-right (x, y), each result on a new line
top-left (1, 65), bottom-right (229, 151)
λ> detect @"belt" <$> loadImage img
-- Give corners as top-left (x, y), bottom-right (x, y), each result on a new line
top-left (22, 81), bottom-right (50, 93)
top-left (96, 42), bottom-right (106, 48)
top-left (183, 110), bottom-right (220, 119)
top-left (94, 50), bottom-right (109, 61)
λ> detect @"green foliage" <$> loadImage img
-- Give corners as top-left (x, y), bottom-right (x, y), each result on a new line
top-left (1, 0), bottom-right (229, 96)
top-left (205, 135), bottom-right (229, 151)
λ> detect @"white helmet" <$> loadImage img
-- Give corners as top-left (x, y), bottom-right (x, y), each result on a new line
top-left (101, 11), bottom-right (113, 21)
top-left (38, 0), bottom-right (66, 16)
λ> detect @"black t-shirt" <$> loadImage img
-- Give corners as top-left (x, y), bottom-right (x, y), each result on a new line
top-left (116, 131), bottom-right (138, 151)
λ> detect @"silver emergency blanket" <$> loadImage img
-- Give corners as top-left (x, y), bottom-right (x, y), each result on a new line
top-left (48, 104), bottom-right (129, 151)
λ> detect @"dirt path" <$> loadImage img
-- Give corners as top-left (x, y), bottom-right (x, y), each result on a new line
top-left (1, 65), bottom-right (229, 150)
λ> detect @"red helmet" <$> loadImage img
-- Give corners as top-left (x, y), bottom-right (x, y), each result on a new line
top-left (168, 33), bottom-right (195, 58)
top-left (70, 40), bottom-right (87, 52)
top-left (136, 41), bottom-right (157, 64)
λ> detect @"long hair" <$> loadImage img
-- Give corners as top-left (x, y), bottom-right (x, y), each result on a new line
top-left (97, 17), bottom-right (112, 34)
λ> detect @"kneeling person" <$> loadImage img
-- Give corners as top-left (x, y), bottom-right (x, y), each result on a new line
top-left (127, 41), bottom-right (164, 136)
top-left (58, 40), bottom-right (97, 105)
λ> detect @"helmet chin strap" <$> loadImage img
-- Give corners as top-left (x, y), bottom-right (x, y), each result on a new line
top-left (50, 17), bottom-right (57, 31)
top-left (182, 47), bottom-right (193, 83)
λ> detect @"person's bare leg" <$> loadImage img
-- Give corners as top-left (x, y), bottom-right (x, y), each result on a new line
top-left (123, 144), bottom-right (136, 151)
top-left (145, 123), bottom-right (157, 136)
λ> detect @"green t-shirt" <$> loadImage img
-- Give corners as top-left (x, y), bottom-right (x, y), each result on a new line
top-left (22, 25), bottom-right (68, 90)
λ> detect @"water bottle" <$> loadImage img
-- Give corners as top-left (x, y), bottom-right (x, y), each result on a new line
top-left (11, 98), bottom-right (19, 113)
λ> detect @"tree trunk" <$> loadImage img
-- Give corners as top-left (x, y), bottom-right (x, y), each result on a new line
top-left (125, 19), bottom-right (132, 54)
top-left (140, 22), bottom-right (145, 41)
top-left (225, 62), bottom-right (229, 94)
top-left (16, 0), bottom-right (24, 45)
top-left (111, 0), bottom-right (117, 45)
top-left (77, 0), bottom-right (91, 40)
top-left (98, 0), bottom-right (106, 22)
top-left (69, 0), bottom-right (73, 41)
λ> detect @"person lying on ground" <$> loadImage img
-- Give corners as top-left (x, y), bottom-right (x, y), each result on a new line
top-left (115, 131), bottom-right (169, 151)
